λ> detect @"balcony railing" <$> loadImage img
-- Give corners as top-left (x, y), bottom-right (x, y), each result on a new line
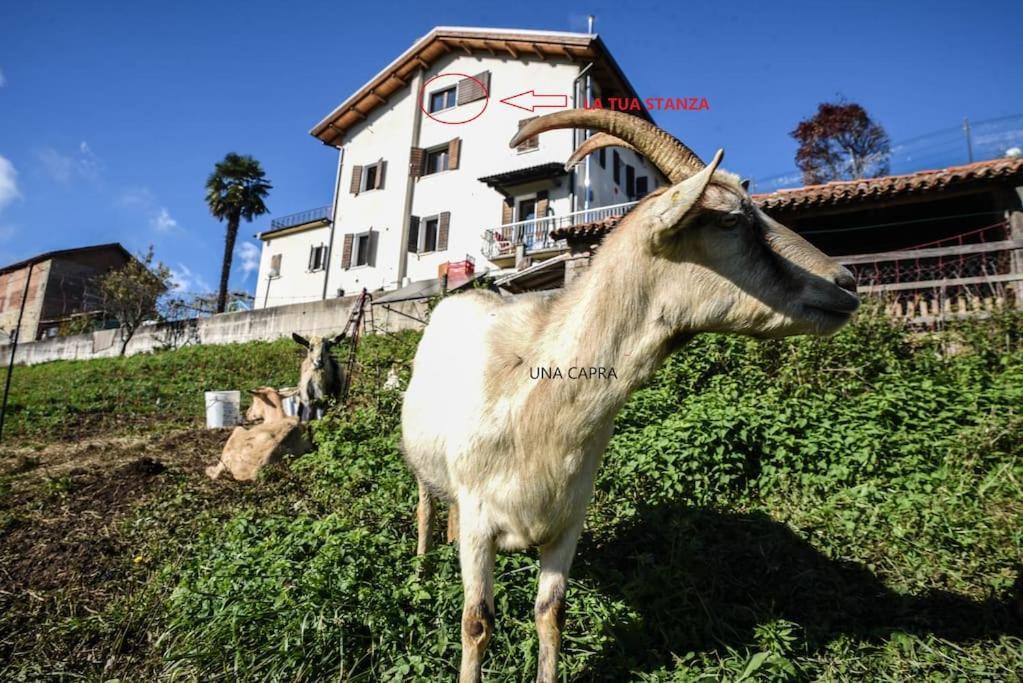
top-left (270, 205), bottom-right (332, 231)
top-left (482, 200), bottom-right (639, 260)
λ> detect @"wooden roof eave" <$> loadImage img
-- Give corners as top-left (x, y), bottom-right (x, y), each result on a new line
top-left (310, 29), bottom-right (643, 145)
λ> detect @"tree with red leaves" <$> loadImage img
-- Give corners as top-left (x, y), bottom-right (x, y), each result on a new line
top-left (791, 102), bottom-right (891, 184)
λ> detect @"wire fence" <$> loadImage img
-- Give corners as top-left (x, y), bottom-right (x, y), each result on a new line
top-left (751, 113), bottom-right (1023, 193)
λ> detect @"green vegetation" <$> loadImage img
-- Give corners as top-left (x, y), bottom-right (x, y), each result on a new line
top-left (2, 338), bottom-right (301, 442)
top-left (1, 311), bottom-right (1021, 681)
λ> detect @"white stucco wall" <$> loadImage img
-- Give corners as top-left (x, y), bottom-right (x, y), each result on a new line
top-left (254, 225), bottom-right (331, 309)
top-left (326, 85), bottom-right (418, 296)
top-left (255, 41), bottom-right (665, 307)
top-left (406, 52), bottom-right (580, 281)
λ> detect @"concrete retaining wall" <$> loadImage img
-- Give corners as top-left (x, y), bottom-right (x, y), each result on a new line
top-left (0, 295), bottom-right (430, 367)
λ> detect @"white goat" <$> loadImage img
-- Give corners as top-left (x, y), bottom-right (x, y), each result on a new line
top-left (401, 110), bottom-right (859, 683)
top-left (292, 333), bottom-right (345, 421)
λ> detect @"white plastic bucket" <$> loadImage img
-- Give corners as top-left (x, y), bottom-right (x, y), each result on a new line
top-left (205, 390), bottom-right (241, 428)
top-left (282, 394), bottom-right (301, 417)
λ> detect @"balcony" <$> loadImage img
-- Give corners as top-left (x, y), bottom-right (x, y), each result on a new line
top-left (269, 205), bottom-right (332, 231)
top-left (482, 201), bottom-right (639, 261)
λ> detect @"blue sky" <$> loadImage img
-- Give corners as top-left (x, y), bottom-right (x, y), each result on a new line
top-left (1, 0), bottom-right (1021, 295)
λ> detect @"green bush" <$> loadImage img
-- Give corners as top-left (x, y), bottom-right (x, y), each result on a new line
top-left (3, 310), bottom-right (1021, 681)
top-left (154, 309), bottom-right (1023, 681)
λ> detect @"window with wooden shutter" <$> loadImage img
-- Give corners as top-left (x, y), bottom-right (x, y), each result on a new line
top-left (349, 166), bottom-right (363, 195)
top-left (516, 117), bottom-right (539, 153)
top-left (341, 234), bottom-right (354, 269)
top-left (374, 161), bottom-right (386, 189)
top-left (448, 138), bottom-right (460, 170)
top-left (501, 197), bottom-right (514, 225)
top-left (437, 211), bottom-right (450, 251)
top-left (408, 216), bottom-right (420, 253)
top-left (422, 216), bottom-right (439, 253)
top-left (457, 71), bottom-right (490, 105)
top-left (308, 244), bottom-right (327, 271)
top-left (535, 191), bottom-right (549, 219)
top-left (598, 147), bottom-right (606, 168)
top-left (367, 230), bottom-right (379, 267)
top-left (409, 147), bottom-right (425, 178)
top-left (613, 151), bottom-right (621, 185)
top-left (626, 164), bottom-right (636, 199)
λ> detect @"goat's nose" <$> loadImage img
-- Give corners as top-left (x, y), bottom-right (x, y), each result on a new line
top-left (833, 267), bottom-right (857, 294)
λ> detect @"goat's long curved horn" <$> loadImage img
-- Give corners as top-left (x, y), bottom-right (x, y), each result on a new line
top-left (510, 109), bottom-right (704, 182)
top-left (563, 133), bottom-right (636, 171)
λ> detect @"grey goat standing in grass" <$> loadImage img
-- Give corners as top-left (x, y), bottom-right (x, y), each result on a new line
top-left (292, 333), bottom-right (345, 420)
top-left (401, 109), bottom-right (860, 683)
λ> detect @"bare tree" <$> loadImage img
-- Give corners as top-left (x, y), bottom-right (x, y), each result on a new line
top-left (791, 101), bottom-right (891, 184)
top-left (98, 246), bottom-right (173, 355)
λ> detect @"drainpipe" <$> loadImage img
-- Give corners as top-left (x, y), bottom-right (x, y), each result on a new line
top-left (322, 145), bottom-right (345, 300)
top-left (398, 69), bottom-right (425, 285)
top-left (573, 62), bottom-right (595, 212)
top-left (0, 262), bottom-right (34, 442)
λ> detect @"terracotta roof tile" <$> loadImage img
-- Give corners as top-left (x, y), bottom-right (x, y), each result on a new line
top-left (551, 157), bottom-right (1023, 241)
top-left (754, 157), bottom-right (1023, 213)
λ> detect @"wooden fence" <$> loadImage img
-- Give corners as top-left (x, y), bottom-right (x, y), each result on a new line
top-left (840, 220), bottom-right (1023, 325)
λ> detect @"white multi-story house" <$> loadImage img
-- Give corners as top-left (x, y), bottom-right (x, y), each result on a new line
top-left (254, 26), bottom-right (664, 308)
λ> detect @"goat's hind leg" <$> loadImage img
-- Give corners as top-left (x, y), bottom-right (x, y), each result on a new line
top-left (416, 478), bottom-right (435, 557)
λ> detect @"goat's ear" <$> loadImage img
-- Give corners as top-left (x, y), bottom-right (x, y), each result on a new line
top-left (329, 333), bottom-right (346, 346)
top-left (646, 148), bottom-right (724, 246)
top-left (292, 333), bottom-right (310, 349)
top-left (741, 178), bottom-right (751, 192)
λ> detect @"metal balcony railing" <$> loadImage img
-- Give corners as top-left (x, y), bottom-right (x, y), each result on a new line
top-left (482, 200), bottom-right (639, 260)
top-left (270, 205), bottom-right (332, 231)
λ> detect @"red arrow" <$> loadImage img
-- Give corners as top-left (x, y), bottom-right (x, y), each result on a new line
top-left (499, 90), bottom-right (569, 112)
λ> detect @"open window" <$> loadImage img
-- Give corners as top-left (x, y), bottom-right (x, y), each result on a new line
top-left (407, 213), bottom-right (451, 254)
top-left (410, 139), bottom-right (460, 178)
top-left (308, 244), bottom-right (327, 272)
top-left (268, 254), bottom-right (282, 278)
top-left (349, 160), bottom-right (387, 194)
top-left (341, 230), bottom-right (378, 269)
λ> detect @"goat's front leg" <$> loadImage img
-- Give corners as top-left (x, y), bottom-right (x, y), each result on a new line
top-left (416, 479), bottom-right (435, 557)
top-left (447, 501), bottom-right (460, 543)
top-left (458, 518), bottom-right (496, 683)
top-left (535, 526), bottom-right (581, 683)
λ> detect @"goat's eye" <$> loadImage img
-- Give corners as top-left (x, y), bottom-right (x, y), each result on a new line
top-left (718, 213), bottom-right (741, 229)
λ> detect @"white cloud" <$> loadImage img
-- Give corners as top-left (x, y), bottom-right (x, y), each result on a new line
top-left (37, 142), bottom-right (101, 182)
top-left (236, 241), bottom-right (260, 279)
top-left (0, 155), bottom-right (20, 213)
top-left (117, 186), bottom-right (157, 208)
top-left (118, 187), bottom-right (179, 233)
top-left (150, 207), bottom-right (178, 232)
top-left (169, 263), bottom-right (212, 293)
top-left (37, 147), bottom-right (73, 182)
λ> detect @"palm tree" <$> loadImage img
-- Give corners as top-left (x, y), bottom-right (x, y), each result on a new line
top-left (205, 153), bottom-right (272, 313)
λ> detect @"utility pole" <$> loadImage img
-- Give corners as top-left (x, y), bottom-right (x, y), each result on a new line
top-left (963, 117), bottom-right (974, 163)
top-left (0, 263), bottom-right (34, 442)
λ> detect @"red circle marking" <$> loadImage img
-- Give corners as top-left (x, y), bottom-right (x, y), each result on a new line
top-left (419, 72), bottom-right (490, 125)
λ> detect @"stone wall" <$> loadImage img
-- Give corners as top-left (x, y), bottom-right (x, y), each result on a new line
top-left (0, 295), bottom-right (430, 367)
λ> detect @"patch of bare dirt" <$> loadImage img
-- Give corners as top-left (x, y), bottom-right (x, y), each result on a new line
top-left (0, 429), bottom-right (230, 613)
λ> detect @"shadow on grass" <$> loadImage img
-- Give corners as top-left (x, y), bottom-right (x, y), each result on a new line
top-left (573, 505), bottom-right (1021, 679)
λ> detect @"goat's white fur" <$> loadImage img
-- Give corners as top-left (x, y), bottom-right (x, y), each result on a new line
top-left (402, 126), bottom-right (858, 683)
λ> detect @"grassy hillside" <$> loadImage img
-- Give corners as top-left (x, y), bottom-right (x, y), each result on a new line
top-left (2, 339), bottom-right (303, 443)
top-left (1, 311), bottom-right (1021, 681)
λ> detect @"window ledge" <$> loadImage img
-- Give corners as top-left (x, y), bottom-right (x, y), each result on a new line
top-left (419, 169), bottom-right (456, 179)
